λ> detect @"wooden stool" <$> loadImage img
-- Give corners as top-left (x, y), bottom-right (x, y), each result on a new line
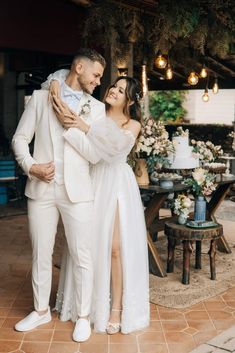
top-left (164, 221), bottom-right (223, 285)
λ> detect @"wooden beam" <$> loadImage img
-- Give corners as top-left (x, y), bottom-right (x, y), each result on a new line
top-left (207, 56), bottom-right (235, 77)
top-left (109, 0), bottom-right (158, 16)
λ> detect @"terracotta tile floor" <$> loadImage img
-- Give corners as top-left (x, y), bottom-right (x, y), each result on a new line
top-left (0, 212), bottom-right (235, 353)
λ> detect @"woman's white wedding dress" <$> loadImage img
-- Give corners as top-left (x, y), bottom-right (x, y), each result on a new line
top-left (54, 117), bottom-right (150, 333)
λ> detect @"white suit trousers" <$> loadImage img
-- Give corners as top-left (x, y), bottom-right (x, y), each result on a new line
top-left (27, 183), bottom-right (93, 317)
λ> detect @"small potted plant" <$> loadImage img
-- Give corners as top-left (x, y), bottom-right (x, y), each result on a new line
top-left (173, 194), bottom-right (192, 224)
top-left (183, 168), bottom-right (216, 222)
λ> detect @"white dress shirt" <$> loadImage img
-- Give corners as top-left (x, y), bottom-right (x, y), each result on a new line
top-left (54, 82), bottom-right (83, 185)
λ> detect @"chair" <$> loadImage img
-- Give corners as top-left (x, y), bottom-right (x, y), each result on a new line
top-left (0, 159), bottom-right (20, 205)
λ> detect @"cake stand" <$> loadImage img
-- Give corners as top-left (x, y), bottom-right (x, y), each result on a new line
top-left (221, 155), bottom-right (235, 178)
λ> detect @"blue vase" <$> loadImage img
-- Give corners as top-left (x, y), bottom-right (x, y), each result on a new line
top-left (194, 196), bottom-right (206, 222)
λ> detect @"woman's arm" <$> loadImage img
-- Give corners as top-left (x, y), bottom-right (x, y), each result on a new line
top-left (41, 69), bottom-right (69, 90)
top-left (41, 69), bottom-right (69, 102)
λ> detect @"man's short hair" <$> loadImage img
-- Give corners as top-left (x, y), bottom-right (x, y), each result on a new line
top-left (73, 48), bottom-right (106, 68)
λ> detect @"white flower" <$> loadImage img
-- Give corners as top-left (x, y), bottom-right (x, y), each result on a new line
top-left (184, 167), bottom-right (216, 197)
top-left (162, 131), bottom-right (169, 139)
top-left (191, 140), bottom-right (223, 163)
top-left (182, 197), bottom-right (192, 208)
top-left (192, 168), bottom-right (206, 185)
top-left (134, 117), bottom-right (174, 172)
top-left (174, 126), bottom-right (189, 137)
top-left (79, 100), bottom-right (91, 117)
top-left (147, 119), bottom-right (154, 126)
top-left (174, 194), bottom-right (192, 216)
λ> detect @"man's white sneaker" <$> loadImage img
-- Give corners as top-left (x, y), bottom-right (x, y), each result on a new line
top-left (72, 318), bottom-right (91, 342)
top-left (14, 308), bottom-right (51, 332)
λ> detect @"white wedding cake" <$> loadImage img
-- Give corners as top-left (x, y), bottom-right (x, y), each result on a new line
top-left (168, 127), bottom-right (199, 169)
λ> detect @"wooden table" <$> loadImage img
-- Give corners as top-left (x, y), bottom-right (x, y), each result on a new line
top-left (140, 183), bottom-right (190, 277)
top-left (206, 177), bottom-right (235, 253)
top-left (165, 221), bottom-right (223, 284)
top-left (140, 176), bottom-right (235, 278)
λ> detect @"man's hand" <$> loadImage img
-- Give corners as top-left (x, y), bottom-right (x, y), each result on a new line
top-left (52, 95), bottom-right (76, 127)
top-left (29, 162), bottom-right (55, 183)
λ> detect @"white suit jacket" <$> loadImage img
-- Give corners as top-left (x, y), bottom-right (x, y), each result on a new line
top-left (12, 89), bottom-right (105, 202)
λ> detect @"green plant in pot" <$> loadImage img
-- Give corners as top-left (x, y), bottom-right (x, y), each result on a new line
top-left (149, 91), bottom-right (188, 123)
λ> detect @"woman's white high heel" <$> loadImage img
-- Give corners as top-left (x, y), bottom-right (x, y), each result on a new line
top-left (106, 309), bottom-right (121, 335)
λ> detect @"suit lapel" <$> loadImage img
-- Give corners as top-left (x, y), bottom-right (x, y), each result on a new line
top-left (48, 102), bottom-right (58, 142)
top-left (77, 94), bottom-right (87, 113)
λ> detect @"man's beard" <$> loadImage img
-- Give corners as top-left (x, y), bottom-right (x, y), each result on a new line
top-left (77, 76), bottom-right (92, 94)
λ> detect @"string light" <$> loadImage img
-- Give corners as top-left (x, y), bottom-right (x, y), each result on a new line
top-left (202, 87), bottom-right (209, 102)
top-left (187, 71), bottom-right (199, 85)
top-left (154, 53), bottom-right (167, 69)
top-left (212, 76), bottom-right (219, 94)
top-left (166, 64), bottom-right (173, 80)
top-left (200, 65), bottom-right (207, 78)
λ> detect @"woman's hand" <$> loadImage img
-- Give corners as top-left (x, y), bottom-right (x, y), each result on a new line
top-left (52, 95), bottom-right (90, 133)
top-left (49, 80), bottom-right (61, 102)
top-left (52, 95), bottom-right (76, 127)
top-left (63, 115), bottom-right (90, 133)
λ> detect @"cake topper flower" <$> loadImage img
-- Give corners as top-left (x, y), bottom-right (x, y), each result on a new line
top-left (173, 126), bottom-right (189, 137)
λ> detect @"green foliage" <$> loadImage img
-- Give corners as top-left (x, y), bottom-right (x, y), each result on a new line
top-left (149, 91), bottom-right (188, 123)
top-left (82, 0), bottom-right (235, 70)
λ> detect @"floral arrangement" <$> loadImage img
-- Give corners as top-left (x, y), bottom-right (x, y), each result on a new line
top-left (135, 118), bottom-right (174, 172)
top-left (173, 126), bottom-right (189, 137)
top-left (174, 194), bottom-right (192, 217)
top-left (184, 167), bottom-right (216, 197)
top-left (191, 140), bottom-right (223, 163)
top-left (79, 100), bottom-right (91, 117)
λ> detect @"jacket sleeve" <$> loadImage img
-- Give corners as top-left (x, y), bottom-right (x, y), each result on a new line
top-left (63, 103), bottom-right (106, 164)
top-left (11, 92), bottom-right (38, 176)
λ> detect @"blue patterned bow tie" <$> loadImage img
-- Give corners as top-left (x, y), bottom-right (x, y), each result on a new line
top-left (63, 87), bottom-right (83, 101)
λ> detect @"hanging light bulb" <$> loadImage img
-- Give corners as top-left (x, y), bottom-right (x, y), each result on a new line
top-left (166, 64), bottom-right (173, 79)
top-left (187, 71), bottom-right (199, 85)
top-left (154, 53), bottom-right (167, 69)
top-left (212, 77), bottom-right (219, 94)
top-left (202, 87), bottom-right (209, 102)
top-left (200, 65), bottom-right (207, 78)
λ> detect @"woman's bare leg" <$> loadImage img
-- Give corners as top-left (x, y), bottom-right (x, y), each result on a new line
top-left (109, 205), bottom-right (122, 324)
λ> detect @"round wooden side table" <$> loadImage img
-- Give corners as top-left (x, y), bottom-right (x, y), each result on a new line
top-left (164, 221), bottom-right (223, 285)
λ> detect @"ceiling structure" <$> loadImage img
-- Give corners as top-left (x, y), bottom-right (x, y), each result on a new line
top-left (1, 0), bottom-right (234, 92)
top-left (70, 0), bottom-right (235, 91)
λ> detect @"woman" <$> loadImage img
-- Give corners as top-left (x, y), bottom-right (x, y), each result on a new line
top-left (44, 72), bottom-right (149, 334)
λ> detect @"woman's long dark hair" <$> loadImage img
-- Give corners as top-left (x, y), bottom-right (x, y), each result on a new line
top-left (103, 76), bottom-right (142, 125)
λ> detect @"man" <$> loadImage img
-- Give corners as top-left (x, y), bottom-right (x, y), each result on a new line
top-left (12, 48), bottom-right (106, 342)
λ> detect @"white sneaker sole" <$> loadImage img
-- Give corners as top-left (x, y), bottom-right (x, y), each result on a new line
top-left (72, 332), bottom-right (91, 342)
top-left (15, 315), bottom-right (51, 332)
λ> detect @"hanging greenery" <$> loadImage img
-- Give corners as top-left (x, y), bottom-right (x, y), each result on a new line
top-left (81, 0), bottom-right (235, 70)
